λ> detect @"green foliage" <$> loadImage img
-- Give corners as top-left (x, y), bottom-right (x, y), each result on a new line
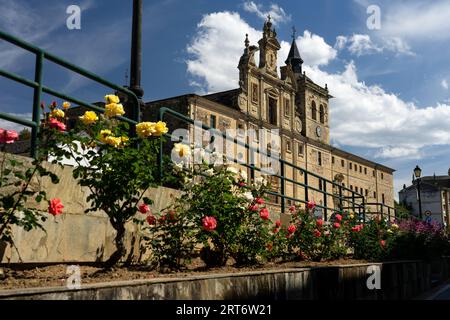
top-left (143, 156), bottom-right (273, 270)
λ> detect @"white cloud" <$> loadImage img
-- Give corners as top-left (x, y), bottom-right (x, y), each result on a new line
top-left (335, 34), bottom-right (413, 56)
top-left (382, 0), bottom-right (450, 42)
top-left (441, 79), bottom-right (449, 90)
top-left (242, 1), bottom-right (291, 25)
top-left (296, 31), bottom-right (337, 66)
top-left (186, 11), bottom-right (261, 93)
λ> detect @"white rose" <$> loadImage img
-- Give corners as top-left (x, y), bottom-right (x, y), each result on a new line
top-left (227, 166), bottom-right (239, 175)
top-left (239, 169), bottom-right (248, 181)
top-left (255, 176), bottom-right (267, 187)
top-left (243, 191), bottom-right (254, 202)
top-left (204, 168), bottom-right (214, 177)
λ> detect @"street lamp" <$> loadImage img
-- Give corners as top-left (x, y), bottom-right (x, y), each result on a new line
top-left (413, 165), bottom-right (423, 219)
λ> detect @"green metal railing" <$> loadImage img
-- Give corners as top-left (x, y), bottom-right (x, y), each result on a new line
top-left (0, 30), bottom-right (140, 157)
top-left (157, 107), bottom-right (396, 219)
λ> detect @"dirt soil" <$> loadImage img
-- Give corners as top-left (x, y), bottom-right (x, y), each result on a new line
top-left (0, 258), bottom-right (368, 290)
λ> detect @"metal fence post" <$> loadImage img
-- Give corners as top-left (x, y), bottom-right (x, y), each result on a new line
top-left (304, 170), bottom-right (309, 203)
top-left (31, 52), bottom-right (44, 158)
top-left (323, 179), bottom-right (328, 220)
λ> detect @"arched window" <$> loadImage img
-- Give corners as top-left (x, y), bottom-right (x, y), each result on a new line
top-left (319, 104), bottom-right (325, 124)
top-left (311, 101), bottom-right (317, 121)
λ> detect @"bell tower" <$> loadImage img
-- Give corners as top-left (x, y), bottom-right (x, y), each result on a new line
top-left (258, 15), bottom-right (281, 77)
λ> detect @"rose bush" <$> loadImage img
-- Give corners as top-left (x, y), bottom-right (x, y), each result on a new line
top-left (47, 95), bottom-right (167, 268)
top-left (143, 147), bottom-right (274, 269)
top-left (0, 101), bottom-right (65, 254)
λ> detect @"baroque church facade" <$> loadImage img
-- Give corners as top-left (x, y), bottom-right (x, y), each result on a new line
top-left (143, 18), bottom-right (395, 213)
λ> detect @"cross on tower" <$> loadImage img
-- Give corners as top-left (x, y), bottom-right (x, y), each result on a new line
top-left (267, 14), bottom-right (271, 23)
top-left (292, 26), bottom-right (297, 40)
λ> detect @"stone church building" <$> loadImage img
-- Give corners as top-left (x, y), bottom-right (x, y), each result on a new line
top-left (143, 18), bottom-right (395, 214)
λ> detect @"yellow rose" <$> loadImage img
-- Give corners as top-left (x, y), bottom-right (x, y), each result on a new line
top-left (104, 95), bottom-right (120, 104)
top-left (349, 213), bottom-right (355, 219)
top-left (49, 109), bottom-right (65, 119)
top-left (391, 223), bottom-right (399, 230)
top-left (104, 136), bottom-right (122, 148)
top-left (99, 129), bottom-right (112, 143)
top-left (121, 136), bottom-right (129, 145)
top-left (173, 143), bottom-right (190, 158)
top-left (79, 111), bottom-right (98, 125)
top-left (62, 102), bottom-right (71, 109)
top-left (152, 121), bottom-right (169, 137)
top-left (136, 122), bottom-right (156, 138)
top-left (105, 103), bottom-right (125, 118)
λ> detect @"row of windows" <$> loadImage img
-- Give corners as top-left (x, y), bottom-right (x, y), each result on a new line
top-left (331, 156), bottom-right (384, 180)
top-left (311, 101), bottom-right (326, 124)
top-left (251, 83), bottom-right (293, 121)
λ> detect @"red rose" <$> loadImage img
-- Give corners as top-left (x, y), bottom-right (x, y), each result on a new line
top-left (316, 219), bottom-right (324, 227)
top-left (202, 216), bottom-right (217, 231)
top-left (52, 101), bottom-right (58, 108)
top-left (255, 198), bottom-right (265, 205)
top-left (259, 208), bottom-right (270, 220)
top-left (248, 204), bottom-right (259, 212)
top-left (48, 198), bottom-right (64, 216)
top-left (333, 222), bottom-right (340, 229)
top-left (146, 215), bottom-right (156, 225)
top-left (267, 243), bottom-right (273, 251)
top-left (48, 118), bottom-right (66, 132)
top-left (158, 215), bottom-right (166, 223)
top-left (287, 224), bottom-right (296, 234)
top-left (307, 200), bottom-right (316, 210)
top-left (314, 229), bottom-right (321, 238)
top-left (335, 214), bottom-right (342, 222)
top-left (380, 240), bottom-right (386, 248)
top-left (0, 129), bottom-right (19, 144)
top-left (238, 182), bottom-right (246, 187)
top-left (40, 102), bottom-right (46, 109)
top-left (138, 203), bottom-right (150, 214)
top-left (275, 220), bottom-right (281, 227)
top-left (273, 227), bottom-right (279, 234)
top-left (289, 205), bottom-right (296, 212)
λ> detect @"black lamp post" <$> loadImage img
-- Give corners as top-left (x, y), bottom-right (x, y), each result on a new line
top-left (413, 165), bottom-right (423, 219)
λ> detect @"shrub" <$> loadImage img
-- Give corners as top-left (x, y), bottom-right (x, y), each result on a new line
top-left (48, 95), bottom-right (166, 268)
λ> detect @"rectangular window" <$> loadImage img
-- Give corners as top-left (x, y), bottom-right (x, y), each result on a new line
top-left (365, 189), bottom-right (368, 196)
top-left (350, 185), bottom-right (353, 191)
top-left (360, 187), bottom-right (363, 194)
top-left (332, 156), bottom-right (335, 164)
top-left (341, 159), bottom-right (345, 167)
top-left (318, 151), bottom-right (322, 166)
top-left (284, 98), bottom-right (290, 117)
top-left (349, 162), bottom-right (352, 170)
top-left (286, 139), bottom-right (292, 153)
top-left (382, 193), bottom-right (385, 204)
top-left (268, 97), bottom-right (277, 125)
top-left (319, 179), bottom-right (323, 191)
top-left (373, 191), bottom-right (377, 198)
top-left (210, 114), bottom-right (217, 129)
top-left (364, 167), bottom-right (367, 175)
top-left (381, 173), bottom-right (384, 180)
top-left (373, 170), bottom-right (376, 177)
top-left (252, 83), bottom-right (259, 103)
top-left (298, 143), bottom-right (304, 157)
top-left (359, 165), bottom-right (362, 173)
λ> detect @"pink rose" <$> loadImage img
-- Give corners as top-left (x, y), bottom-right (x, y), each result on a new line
top-left (307, 200), bottom-right (316, 210)
top-left (146, 215), bottom-right (156, 225)
top-left (255, 198), bottom-right (265, 205)
top-left (380, 240), bottom-right (386, 248)
top-left (333, 222), bottom-right (341, 229)
top-left (0, 129), bottom-right (19, 144)
top-left (316, 219), bottom-right (324, 227)
top-left (287, 224), bottom-right (296, 234)
top-left (275, 220), bottom-right (281, 227)
top-left (202, 216), bottom-right (217, 231)
top-left (335, 214), bottom-right (342, 222)
top-left (314, 229), bottom-right (321, 238)
top-left (48, 198), bottom-right (64, 216)
top-left (289, 205), bottom-right (296, 212)
top-left (48, 118), bottom-right (66, 132)
top-left (248, 204), bottom-right (259, 212)
top-left (259, 208), bottom-right (270, 220)
top-left (138, 203), bottom-right (150, 214)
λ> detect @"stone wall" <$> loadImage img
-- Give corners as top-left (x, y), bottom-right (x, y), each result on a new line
top-left (1, 259), bottom-right (449, 300)
top-left (0, 153), bottom-right (182, 264)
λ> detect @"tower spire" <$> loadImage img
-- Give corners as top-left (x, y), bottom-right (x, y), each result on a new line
top-left (285, 26), bottom-right (303, 74)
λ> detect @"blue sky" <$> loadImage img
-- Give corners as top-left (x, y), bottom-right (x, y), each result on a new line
top-left (1, 0), bottom-right (450, 198)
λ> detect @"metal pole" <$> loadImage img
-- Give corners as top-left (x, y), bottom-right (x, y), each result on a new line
top-left (280, 161), bottom-right (285, 213)
top-left (129, 0), bottom-right (143, 123)
top-left (417, 179), bottom-right (423, 219)
top-left (31, 52), bottom-right (44, 158)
